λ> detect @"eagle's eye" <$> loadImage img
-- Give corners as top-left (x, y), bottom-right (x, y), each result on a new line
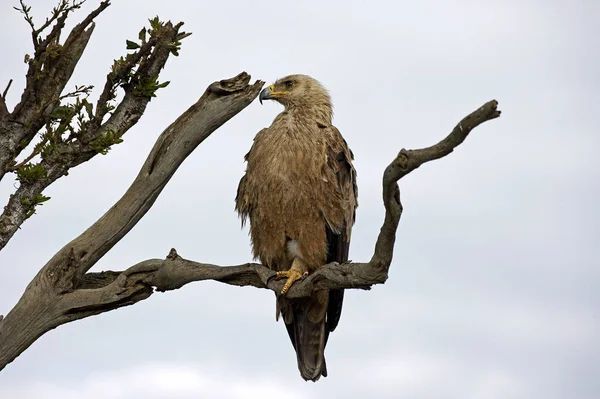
top-left (284, 80), bottom-right (294, 89)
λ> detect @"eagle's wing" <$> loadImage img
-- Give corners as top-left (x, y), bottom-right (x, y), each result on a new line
top-left (235, 129), bottom-right (266, 230)
top-left (324, 125), bottom-right (357, 334)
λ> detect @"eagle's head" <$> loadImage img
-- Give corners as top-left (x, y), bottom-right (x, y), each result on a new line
top-left (259, 74), bottom-right (332, 116)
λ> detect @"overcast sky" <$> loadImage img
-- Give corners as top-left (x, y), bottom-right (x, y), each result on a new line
top-left (0, 0), bottom-right (598, 398)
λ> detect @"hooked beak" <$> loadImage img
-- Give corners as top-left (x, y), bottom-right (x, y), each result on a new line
top-left (259, 87), bottom-right (271, 104)
top-left (259, 85), bottom-right (289, 105)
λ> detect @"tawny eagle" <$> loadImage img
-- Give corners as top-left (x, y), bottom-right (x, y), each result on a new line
top-left (235, 74), bottom-right (358, 381)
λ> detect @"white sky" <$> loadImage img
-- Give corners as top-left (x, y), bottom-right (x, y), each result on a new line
top-left (0, 0), bottom-right (598, 398)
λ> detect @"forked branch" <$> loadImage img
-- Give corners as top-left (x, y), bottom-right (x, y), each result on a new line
top-left (74, 100), bottom-right (501, 303)
top-left (0, 8), bottom-right (187, 250)
top-left (0, 98), bottom-right (499, 372)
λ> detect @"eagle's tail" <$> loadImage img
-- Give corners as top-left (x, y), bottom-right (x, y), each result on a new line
top-left (284, 293), bottom-right (329, 382)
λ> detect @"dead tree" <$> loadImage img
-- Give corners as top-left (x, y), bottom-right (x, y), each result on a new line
top-left (0, 1), bottom-right (501, 371)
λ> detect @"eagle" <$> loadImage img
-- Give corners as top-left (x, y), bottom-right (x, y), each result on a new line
top-left (235, 74), bottom-right (358, 381)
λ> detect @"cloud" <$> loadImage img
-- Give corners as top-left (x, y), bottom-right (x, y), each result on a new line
top-left (3, 363), bottom-right (305, 399)
top-left (4, 357), bottom-right (532, 399)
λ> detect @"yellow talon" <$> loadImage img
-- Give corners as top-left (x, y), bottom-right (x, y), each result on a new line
top-left (275, 269), bottom-right (308, 294)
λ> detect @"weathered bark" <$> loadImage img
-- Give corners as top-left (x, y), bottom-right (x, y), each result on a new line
top-left (0, 99), bottom-right (500, 371)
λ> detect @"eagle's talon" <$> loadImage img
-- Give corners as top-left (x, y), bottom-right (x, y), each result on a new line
top-left (274, 270), bottom-right (289, 280)
top-left (277, 269), bottom-right (307, 294)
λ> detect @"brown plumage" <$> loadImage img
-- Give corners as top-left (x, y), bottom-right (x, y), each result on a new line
top-left (235, 74), bottom-right (357, 381)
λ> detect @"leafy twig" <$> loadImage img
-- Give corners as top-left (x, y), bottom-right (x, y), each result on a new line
top-left (5, 146), bottom-right (44, 172)
top-left (14, 0), bottom-right (86, 47)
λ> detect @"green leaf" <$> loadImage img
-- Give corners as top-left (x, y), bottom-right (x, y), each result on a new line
top-left (126, 40), bottom-right (140, 50)
top-left (176, 32), bottom-right (192, 41)
top-left (83, 100), bottom-right (93, 117)
top-left (138, 27), bottom-right (147, 43)
top-left (149, 16), bottom-right (161, 31)
top-left (36, 195), bottom-right (51, 204)
top-left (90, 129), bottom-right (124, 155)
top-left (16, 164), bottom-right (47, 185)
top-left (21, 194), bottom-right (51, 220)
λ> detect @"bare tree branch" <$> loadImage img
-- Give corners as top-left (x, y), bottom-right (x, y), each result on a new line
top-left (76, 249), bottom-right (379, 299)
top-left (0, 72), bottom-right (264, 371)
top-left (0, 79), bottom-right (12, 111)
top-left (0, 99), bottom-right (500, 371)
top-left (78, 100), bottom-right (502, 298)
top-left (0, 80), bottom-right (11, 117)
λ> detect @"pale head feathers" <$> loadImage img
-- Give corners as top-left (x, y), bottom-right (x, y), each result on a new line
top-left (261, 74), bottom-right (333, 125)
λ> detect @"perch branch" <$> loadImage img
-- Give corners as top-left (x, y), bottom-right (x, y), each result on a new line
top-left (75, 100), bottom-right (500, 302)
top-left (75, 249), bottom-right (381, 304)
top-left (0, 99), bottom-right (499, 372)
top-left (0, 101), bottom-right (499, 372)
top-left (44, 99), bottom-right (501, 316)
top-left (70, 101), bottom-right (501, 305)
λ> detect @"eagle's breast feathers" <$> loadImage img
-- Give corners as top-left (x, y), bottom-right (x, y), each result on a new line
top-left (235, 116), bottom-right (356, 269)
